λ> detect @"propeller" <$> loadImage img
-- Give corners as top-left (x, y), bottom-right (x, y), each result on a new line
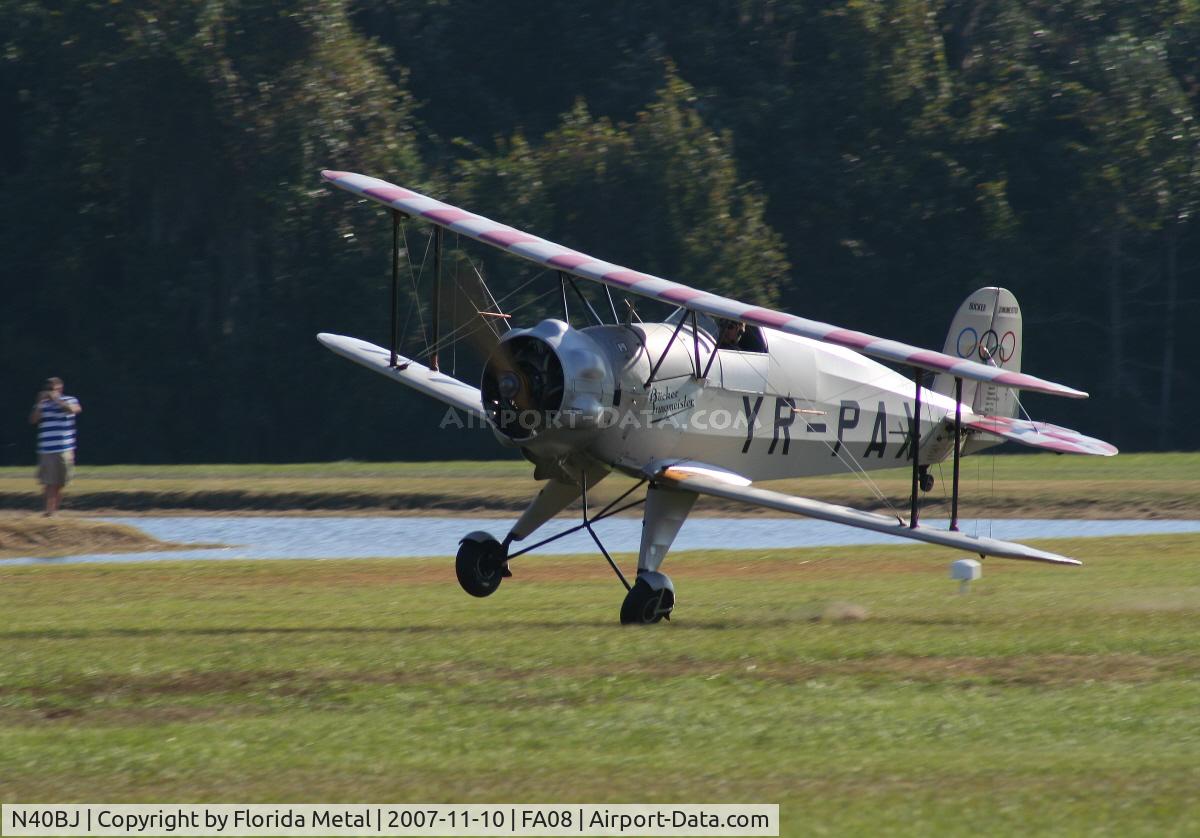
top-left (481, 336), bottom-right (565, 439)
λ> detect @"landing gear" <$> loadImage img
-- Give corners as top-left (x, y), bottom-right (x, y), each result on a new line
top-left (918, 466), bottom-right (935, 493)
top-left (456, 479), bottom-right (688, 625)
top-left (456, 531), bottom-right (507, 598)
top-left (620, 572), bottom-right (675, 625)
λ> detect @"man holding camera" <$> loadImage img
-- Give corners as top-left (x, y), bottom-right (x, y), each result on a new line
top-left (28, 377), bottom-right (82, 516)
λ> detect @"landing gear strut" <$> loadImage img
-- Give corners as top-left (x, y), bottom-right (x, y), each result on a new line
top-left (455, 531), bottom-right (507, 597)
top-left (455, 478), bottom-right (687, 625)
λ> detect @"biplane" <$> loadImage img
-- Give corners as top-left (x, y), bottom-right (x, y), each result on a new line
top-left (318, 170), bottom-right (1116, 624)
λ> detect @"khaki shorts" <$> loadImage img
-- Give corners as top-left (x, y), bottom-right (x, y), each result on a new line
top-left (37, 450), bottom-right (75, 487)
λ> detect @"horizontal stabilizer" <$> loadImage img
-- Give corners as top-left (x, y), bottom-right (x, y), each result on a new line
top-left (962, 415), bottom-right (1117, 456)
top-left (321, 170), bottom-right (1088, 399)
top-left (654, 464), bottom-right (1081, 565)
top-left (317, 333), bottom-right (487, 420)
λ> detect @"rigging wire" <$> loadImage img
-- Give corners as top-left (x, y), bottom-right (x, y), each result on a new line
top-left (392, 223), bottom-right (551, 364)
top-left (470, 258), bottom-right (512, 333)
top-left (827, 427), bottom-right (901, 517)
top-left (421, 280), bottom-right (561, 364)
top-left (450, 262), bottom-right (501, 341)
top-left (786, 375), bottom-right (900, 517)
top-left (466, 261), bottom-right (503, 342)
top-left (418, 267), bottom-right (553, 361)
top-left (977, 341), bottom-right (1041, 429)
top-left (989, 448), bottom-right (997, 539)
top-left (935, 457), bottom-right (949, 514)
top-left (398, 224), bottom-right (433, 352)
top-left (604, 284), bottom-right (619, 324)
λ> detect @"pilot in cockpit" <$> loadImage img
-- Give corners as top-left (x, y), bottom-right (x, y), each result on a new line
top-left (717, 319), bottom-right (746, 350)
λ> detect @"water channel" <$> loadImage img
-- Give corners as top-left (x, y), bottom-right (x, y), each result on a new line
top-left (4, 516), bottom-right (1198, 566)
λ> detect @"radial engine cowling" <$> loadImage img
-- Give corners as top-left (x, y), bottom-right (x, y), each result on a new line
top-left (481, 319), bottom-right (615, 454)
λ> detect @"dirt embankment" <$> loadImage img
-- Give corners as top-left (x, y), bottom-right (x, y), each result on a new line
top-left (0, 516), bottom-right (183, 559)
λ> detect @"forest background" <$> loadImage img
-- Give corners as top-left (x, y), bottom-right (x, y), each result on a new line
top-left (2, 0), bottom-right (1197, 464)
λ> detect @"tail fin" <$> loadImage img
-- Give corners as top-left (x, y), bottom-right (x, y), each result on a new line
top-left (934, 287), bottom-right (1022, 418)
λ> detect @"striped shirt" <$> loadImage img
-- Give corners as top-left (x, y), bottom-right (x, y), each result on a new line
top-left (37, 397), bottom-right (80, 454)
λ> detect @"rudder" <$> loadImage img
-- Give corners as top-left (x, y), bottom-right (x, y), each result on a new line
top-left (933, 287), bottom-right (1022, 418)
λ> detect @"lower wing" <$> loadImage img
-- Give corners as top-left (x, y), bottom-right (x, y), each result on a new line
top-left (317, 333), bottom-right (487, 420)
top-left (651, 462), bottom-right (1080, 566)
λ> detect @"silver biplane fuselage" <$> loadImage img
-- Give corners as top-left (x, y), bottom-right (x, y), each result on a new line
top-left (496, 317), bottom-right (958, 483)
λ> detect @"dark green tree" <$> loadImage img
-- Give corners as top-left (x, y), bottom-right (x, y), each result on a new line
top-left (454, 71), bottom-right (790, 327)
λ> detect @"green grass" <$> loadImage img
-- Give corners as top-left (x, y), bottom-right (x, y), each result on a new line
top-left (0, 453), bottom-right (1197, 516)
top-left (0, 451), bottom-right (1194, 481)
top-left (2, 534), bottom-right (1198, 835)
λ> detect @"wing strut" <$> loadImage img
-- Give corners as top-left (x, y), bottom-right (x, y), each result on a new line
top-left (910, 368), bottom-right (924, 528)
top-left (645, 314), bottom-right (689, 387)
top-left (390, 210), bottom-right (403, 369)
top-left (701, 335), bottom-right (719, 379)
top-left (951, 377), bottom-right (963, 531)
top-left (561, 272), bottom-right (606, 326)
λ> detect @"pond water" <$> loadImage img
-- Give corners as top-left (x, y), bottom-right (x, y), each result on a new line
top-left (3, 516), bottom-right (1199, 566)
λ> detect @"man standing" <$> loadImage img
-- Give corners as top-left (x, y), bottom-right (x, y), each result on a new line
top-left (29, 377), bottom-right (82, 516)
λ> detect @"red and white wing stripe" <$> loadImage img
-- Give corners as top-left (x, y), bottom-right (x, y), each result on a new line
top-left (963, 415), bottom-right (1118, 456)
top-left (322, 170), bottom-right (1088, 399)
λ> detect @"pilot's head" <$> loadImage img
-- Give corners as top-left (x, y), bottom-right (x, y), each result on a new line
top-left (719, 319), bottom-right (745, 345)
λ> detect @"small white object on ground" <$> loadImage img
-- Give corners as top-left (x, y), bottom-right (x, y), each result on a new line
top-left (950, 558), bottom-right (982, 594)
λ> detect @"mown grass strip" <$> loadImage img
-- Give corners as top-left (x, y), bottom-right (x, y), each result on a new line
top-left (1, 453), bottom-right (1198, 516)
top-left (1, 534), bottom-right (1197, 834)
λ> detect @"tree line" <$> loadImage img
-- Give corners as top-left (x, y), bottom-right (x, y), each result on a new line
top-left (2, 0), bottom-right (1196, 463)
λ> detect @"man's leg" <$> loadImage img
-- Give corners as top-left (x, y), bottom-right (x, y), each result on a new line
top-left (47, 485), bottom-right (62, 515)
top-left (38, 453), bottom-right (67, 516)
top-left (58, 451), bottom-right (74, 514)
top-left (37, 455), bottom-right (53, 515)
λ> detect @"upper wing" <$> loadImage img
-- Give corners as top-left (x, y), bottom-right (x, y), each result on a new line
top-left (651, 462), bottom-right (1080, 566)
top-left (317, 333), bottom-right (486, 420)
top-left (322, 169), bottom-right (1087, 399)
top-left (962, 414), bottom-right (1117, 456)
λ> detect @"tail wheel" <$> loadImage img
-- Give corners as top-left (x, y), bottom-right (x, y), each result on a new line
top-left (456, 533), bottom-right (506, 598)
top-left (919, 468), bottom-right (935, 493)
top-left (620, 576), bottom-right (675, 624)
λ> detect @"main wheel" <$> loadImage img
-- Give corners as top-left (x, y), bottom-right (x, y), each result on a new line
top-left (620, 574), bottom-right (675, 624)
top-left (456, 532), bottom-right (506, 598)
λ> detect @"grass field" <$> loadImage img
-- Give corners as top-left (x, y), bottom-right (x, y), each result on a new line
top-left (1, 452), bottom-right (1198, 516)
top-left (2, 534), bottom-right (1198, 835)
